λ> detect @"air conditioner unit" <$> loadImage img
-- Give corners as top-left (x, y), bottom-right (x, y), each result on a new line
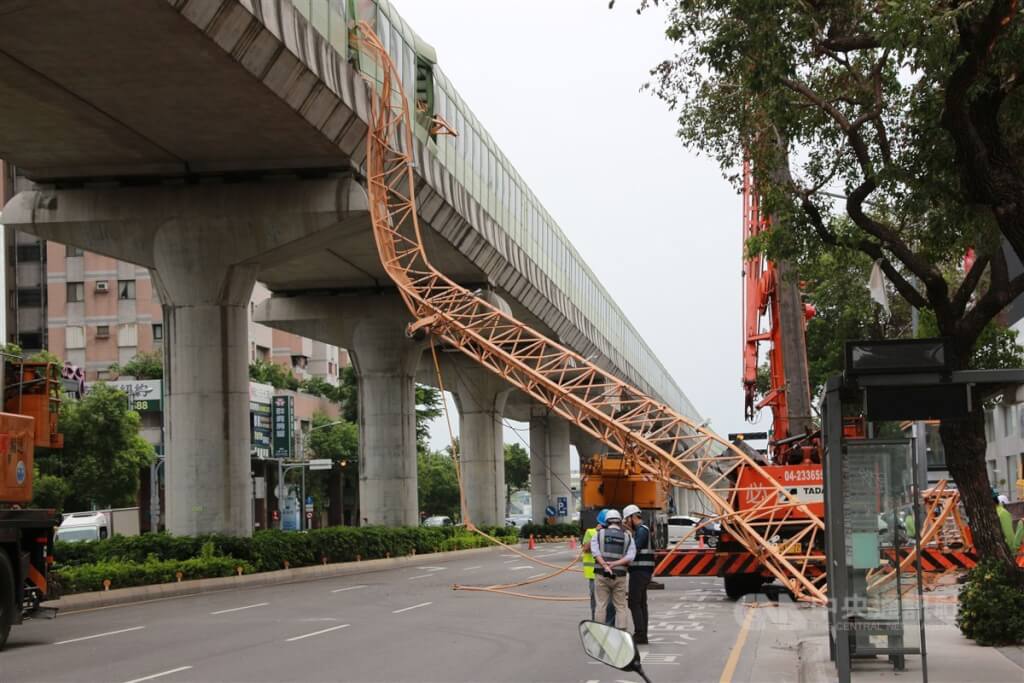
top-left (95, 280), bottom-right (110, 292)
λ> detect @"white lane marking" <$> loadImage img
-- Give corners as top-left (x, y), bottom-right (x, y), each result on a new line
top-left (393, 601), bottom-right (432, 614)
top-left (501, 554), bottom-right (518, 557)
top-left (330, 584), bottom-right (367, 593)
top-left (122, 666), bottom-right (193, 683)
top-left (408, 573), bottom-right (436, 580)
top-left (503, 559), bottom-right (520, 563)
top-left (54, 626), bottom-right (145, 645)
top-left (528, 573), bottom-right (547, 579)
top-left (416, 566), bottom-right (445, 571)
top-left (285, 624), bottom-right (350, 642)
top-left (462, 565), bottom-right (482, 571)
top-left (209, 602), bottom-right (269, 615)
top-left (510, 565), bottom-right (535, 570)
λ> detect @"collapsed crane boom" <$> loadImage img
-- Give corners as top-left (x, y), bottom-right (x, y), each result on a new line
top-left (355, 23), bottom-right (827, 604)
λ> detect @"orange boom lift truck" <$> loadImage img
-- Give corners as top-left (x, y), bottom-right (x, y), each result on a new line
top-left (0, 355), bottom-right (64, 649)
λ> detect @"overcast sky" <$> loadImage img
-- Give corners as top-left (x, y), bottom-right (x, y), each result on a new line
top-left (393, 1), bottom-right (759, 451)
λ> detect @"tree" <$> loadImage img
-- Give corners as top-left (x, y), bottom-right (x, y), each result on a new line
top-left (645, 0), bottom-right (1024, 573)
top-left (249, 360), bottom-right (301, 391)
top-left (504, 442), bottom-right (530, 505)
top-left (417, 450), bottom-right (461, 519)
top-left (416, 385), bottom-right (443, 455)
top-left (40, 383), bottom-right (156, 510)
top-left (306, 412), bottom-right (359, 521)
top-left (30, 469), bottom-right (71, 511)
top-left (110, 351), bottom-right (163, 380)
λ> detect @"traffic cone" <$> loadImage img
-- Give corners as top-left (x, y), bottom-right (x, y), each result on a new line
top-left (528, 534), bottom-right (536, 550)
top-left (568, 536), bottom-right (577, 551)
top-left (698, 535), bottom-right (705, 549)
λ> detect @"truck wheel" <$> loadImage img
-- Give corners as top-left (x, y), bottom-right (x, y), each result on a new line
top-left (724, 573), bottom-right (762, 600)
top-left (0, 551), bottom-right (15, 650)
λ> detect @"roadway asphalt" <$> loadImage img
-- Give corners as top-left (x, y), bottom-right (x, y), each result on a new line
top-left (3, 545), bottom-right (815, 683)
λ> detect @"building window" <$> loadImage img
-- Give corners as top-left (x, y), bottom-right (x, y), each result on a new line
top-left (96, 325), bottom-right (110, 339)
top-left (66, 246), bottom-right (84, 257)
top-left (15, 243), bottom-right (41, 262)
top-left (17, 332), bottom-right (43, 350)
top-left (65, 326), bottom-right (85, 349)
top-left (118, 280), bottom-right (136, 300)
top-left (16, 288), bottom-right (42, 307)
top-left (152, 323), bottom-right (163, 341)
top-left (67, 282), bottom-right (84, 303)
top-left (117, 323), bottom-right (138, 347)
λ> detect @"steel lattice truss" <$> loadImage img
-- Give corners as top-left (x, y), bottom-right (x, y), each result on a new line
top-left (355, 22), bottom-right (828, 604)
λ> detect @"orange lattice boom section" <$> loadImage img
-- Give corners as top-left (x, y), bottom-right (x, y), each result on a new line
top-left (354, 23), bottom-right (829, 604)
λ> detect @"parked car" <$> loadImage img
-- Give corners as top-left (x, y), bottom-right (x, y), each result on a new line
top-left (423, 515), bottom-right (453, 528)
top-left (667, 515), bottom-right (720, 548)
top-left (505, 513), bottom-right (531, 528)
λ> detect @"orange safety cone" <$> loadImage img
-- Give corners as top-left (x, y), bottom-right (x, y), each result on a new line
top-left (528, 534), bottom-right (536, 550)
top-left (698, 535), bottom-right (705, 549)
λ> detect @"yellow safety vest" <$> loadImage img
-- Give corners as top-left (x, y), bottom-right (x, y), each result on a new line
top-left (582, 527), bottom-right (597, 580)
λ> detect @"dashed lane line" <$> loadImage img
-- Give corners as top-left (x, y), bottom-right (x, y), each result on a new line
top-left (285, 624), bottom-right (350, 642)
top-left (510, 565), bottom-right (535, 571)
top-left (408, 573), bottom-right (435, 580)
top-left (54, 626), bottom-right (146, 645)
top-left (528, 573), bottom-right (547, 579)
top-left (209, 602), bottom-right (269, 615)
top-left (122, 666), bottom-right (193, 683)
top-left (462, 565), bottom-right (482, 571)
top-left (392, 602), bottom-right (432, 614)
top-left (330, 584), bottom-right (367, 593)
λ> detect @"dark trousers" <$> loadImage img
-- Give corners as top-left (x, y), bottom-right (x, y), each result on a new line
top-left (628, 571), bottom-right (651, 638)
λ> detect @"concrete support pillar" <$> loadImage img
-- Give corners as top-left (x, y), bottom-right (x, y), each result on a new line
top-left (350, 319), bottom-right (421, 527)
top-left (531, 409), bottom-right (572, 524)
top-left (253, 293), bottom-right (421, 527)
top-left (154, 244), bottom-right (256, 536)
top-left (453, 364), bottom-right (511, 527)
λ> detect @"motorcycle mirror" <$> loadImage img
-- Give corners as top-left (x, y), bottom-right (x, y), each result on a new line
top-left (578, 620), bottom-right (652, 683)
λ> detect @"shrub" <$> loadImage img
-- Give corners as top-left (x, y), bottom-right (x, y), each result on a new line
top-left (956, 559), bottom-right (1024, 646)
top-left (519, 522), bottom-right (580, 539)
top-left (54, 555), bottom-right (254, 594)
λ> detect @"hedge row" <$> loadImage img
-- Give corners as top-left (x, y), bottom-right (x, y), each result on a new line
top-left (54, 555), bottom-right (254, 594)
top-left (52, 526), bottom-right (519, 594)
top-left (518, 523), bottom-right (580, 539)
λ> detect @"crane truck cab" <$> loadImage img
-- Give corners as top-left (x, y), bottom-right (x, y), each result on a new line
top-left (55, 511), bottom-right (110, 543)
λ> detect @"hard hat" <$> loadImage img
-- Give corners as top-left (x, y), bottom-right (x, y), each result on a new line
top-left (622, 504), bottom-right (642, 518)
top-left (998, 494), bottom-right (1010, 505)
top-left (596, 509), bottom-right (609, 526)
top-left (604, 509), bottom-right (622, 522)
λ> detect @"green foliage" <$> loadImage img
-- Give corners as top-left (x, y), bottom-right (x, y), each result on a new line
top-left (956, 559), bottom-right (1024, 646)
top-left (504, 442), bottom-right (530, 503)
top-left (30, 469), bottom-right (71, 511)
top-left (2, 342), bottom-right (23, 358)
top-left (337, 365), bottom-right (358, 422)
top-left (249, 360), bottom-right (300, 391)
top-left (417, 450), bottom-right (461, 519)
top-left (519, 523), bottom-right (580, 539)
top-left (307, 412), bottom-right (358, 464)
top-left (54, 555), bottom-right (254, 594)
top-left (109, 351), bottom-right (163, 380)
top-left (42, 383), bottom-right (156, 510)
top-left (415, 384), bottom-right (443, 453)
top-left (27, 349), bottom-right (62, 365)
top-left (52, 526), bottom-right (517, 594)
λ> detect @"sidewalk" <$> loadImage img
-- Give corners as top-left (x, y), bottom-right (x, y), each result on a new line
top-left (795, 584), bottom-right (1024, 683)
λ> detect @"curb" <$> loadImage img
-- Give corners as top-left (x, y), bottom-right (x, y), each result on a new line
top-left (44, 545), bottom-right (509, 614)
top-left (797, 636), bottom-right (835, 683)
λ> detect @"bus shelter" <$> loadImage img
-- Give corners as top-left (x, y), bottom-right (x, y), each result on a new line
top-left (822, 339), bottom-right (1024, 683)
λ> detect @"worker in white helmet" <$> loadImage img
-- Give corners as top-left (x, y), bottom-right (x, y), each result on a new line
top-left (622, 503), bottom-right (653, 644)
top-left (590, 508), bottom-right (635, 630)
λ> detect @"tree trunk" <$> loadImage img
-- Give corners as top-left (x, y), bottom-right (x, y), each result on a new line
top-left (938, 408), bottom-right (1022, 582)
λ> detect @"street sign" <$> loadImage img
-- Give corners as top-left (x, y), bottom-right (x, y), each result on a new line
top-left (557, 496), bottom-right (568, 517)
top-left (309, 459), bottom-right (332, 470)
top-left (305, 511), bottom-right (313, 520)
top-left (272, 395), bottom-right (294, 458)
top-left (545, 505), bottom-right (556, 517)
